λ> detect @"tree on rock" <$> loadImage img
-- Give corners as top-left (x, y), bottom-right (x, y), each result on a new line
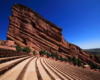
top-left (23, 47), bottom-right (31, 53)
top-left (16, 45), bottom-right (22, 52)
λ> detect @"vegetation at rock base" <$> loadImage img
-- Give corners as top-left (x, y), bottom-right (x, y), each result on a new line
top-left (39, 50), bottom-right (50, 58)
top-left (72, 56), bottom-right (82, 66)
top-left (59, 56), bottom-right (63, 61)
top-left (62, 58), bottom-right (67, 62)
top-left (72, 56), bottom-right (77, 66)
top-left (39, 50), bottom-right (43, 56)
top-left (77, 59), bottom-right (82, 67)
top-left (39, 50), bottom-right (84, 67)
top-left (54, 52), bottom-right (58, 60)
top-left (33, 50), bottom-right (36, 55)
top-left (51, 52), bottom-right (55, 58)
top-left (88, 61), bottom-right (100, 70)
top-left (46, 52), bottom-right (50, 58)
top-left (74, 59), bottom-right (78, 66)
top-left (23, 47), bottom-right (31, 53)
top-left (16, 45), bottom-right (31, 53)
top-left (39, 50), bottom-right (47, 56)
top-left (43, 50), bottom-right (47, 55)
top-left (16, 45), bottom-right (22, 52)
top-left (68, 56), bottom-right (72, 62)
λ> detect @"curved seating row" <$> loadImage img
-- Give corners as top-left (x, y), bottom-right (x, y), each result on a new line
top-left (0, 56), bottom-right (100, 80)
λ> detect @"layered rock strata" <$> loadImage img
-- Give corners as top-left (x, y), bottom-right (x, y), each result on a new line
top-left (7, 4), bottom-right (100, 65)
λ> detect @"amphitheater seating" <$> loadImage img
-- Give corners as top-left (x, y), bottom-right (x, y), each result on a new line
top-left (0, 52), bottom-right (100, 80)
top-left (0, 56), bottom-right (27, 63)
top-left (44, 58), bottom-right (100, 80)
top-left (0, 48), bottom-right (30, 57)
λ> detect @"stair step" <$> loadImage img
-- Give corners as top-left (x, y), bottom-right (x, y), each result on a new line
top-left (41, 58), bottom-right (61, 80)
top-left (47, 59), bottom-right (86, 80)
top-left (44, 58), bottom-right (68, 80)
top-left (0, 55), bottom-right (100, 80)
top-left (0, 56), bottom-right (27, 63)
top-left (37, 58), bottom-right (51, 80)
top-left (0, 57), bottom-right (28, 69)
top-left (0, 57), bottom-right (32, 80)
top-left (23, 57), bottom-right (38, 80)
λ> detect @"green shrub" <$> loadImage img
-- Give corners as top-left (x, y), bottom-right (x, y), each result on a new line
top-left (33, 50), bottom-right (36, 55)
top-left (46, 52), bottom-right (50, 58)
top-left (43, 50), bottom-right (47, 55)
top-left (23, 47), bottom-right (31, 53)
top-left (39, 51), bottom-right (43, 55)
top-left (68, 56), bottom-right (72, 62)
top-left (55, 53), bottom-right (59, 60)
top-left (72, 57), bottom-right (82, 66)
top-left (97, 65), bottom-right (100, 69)
top-left (77, 59), bottom-right (82, 67)
top-left (16, 45), bottom-right (22, 52)
top-left (39, 50), bottom-right (47, 56)
top-left (74, 59), bottom-right (78, 66)
top-left (63, 58), bottom-right (68, 62)
top-left (89, 62), bottom-right (99, 69)
top-left (59, 56), bottom-right (63, 61)
top-left (51, 52), bottom-right (55, 58)
top-left (72, 57), bottom-right (78, 66)
top-left (72, 56), bottom-right (76, 62)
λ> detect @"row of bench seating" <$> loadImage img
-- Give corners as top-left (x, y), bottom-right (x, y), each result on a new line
top-left (0, 48), bottom-right (30, 57)
top-left (0, 55), bottom-right (100, 80)
top-left (45, 58), bottom-right (100, 80)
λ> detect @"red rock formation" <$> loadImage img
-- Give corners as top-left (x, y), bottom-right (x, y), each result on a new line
top-left (7, 4), bottom-right (100, 65)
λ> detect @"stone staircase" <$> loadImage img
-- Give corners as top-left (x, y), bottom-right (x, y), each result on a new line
top-left (0, 56), bottom-right (100, 80)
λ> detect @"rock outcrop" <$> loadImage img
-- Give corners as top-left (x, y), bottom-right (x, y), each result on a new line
top-left (7, 4), bottom-right (100, 65)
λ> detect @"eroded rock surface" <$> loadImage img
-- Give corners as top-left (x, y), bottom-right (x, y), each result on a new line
top-left (7, 4), bottom-right (100, 65)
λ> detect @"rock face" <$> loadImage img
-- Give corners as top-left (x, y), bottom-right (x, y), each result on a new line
top-left (7, 4), bottom-right (100, 65)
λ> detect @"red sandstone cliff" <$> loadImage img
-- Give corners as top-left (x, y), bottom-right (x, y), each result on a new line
top-left (7, 4), bottom-right (100, 65)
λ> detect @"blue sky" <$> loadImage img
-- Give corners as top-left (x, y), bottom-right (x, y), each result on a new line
top-left (0, 0), bottom-right (100, 49)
